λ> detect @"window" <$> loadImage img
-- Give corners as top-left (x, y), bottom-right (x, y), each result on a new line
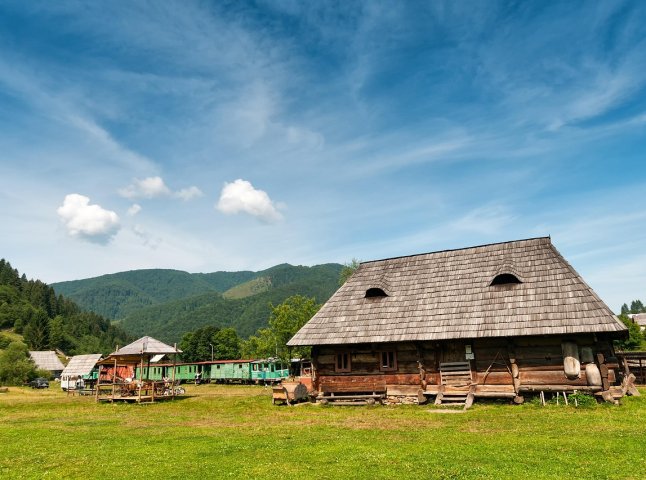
top-left (365, 287), bottom-right (387, 298)
top-left (490, 273), bottom-right (522, 286)
top-left (238, 364), bottom-right (243, 369)
top-left (216, 365), bottom-right (221, 369)
top-left (335, 352), bottom-right (351, 372)
top-left (380, 351), bottom-right (397, 371)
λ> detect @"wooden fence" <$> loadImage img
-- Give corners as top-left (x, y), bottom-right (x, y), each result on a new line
top-left (617, 352), bottom-right (646, 385)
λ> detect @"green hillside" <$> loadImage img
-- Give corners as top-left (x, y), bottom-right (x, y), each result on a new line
top-left (52, 263), bottom-right (343, 343)
top-left (51, 269), bottom-right (223, 319)
top-left (0, 259), bottom-right (130, 355)
top-left (223, 276), bottom-right (272, 299)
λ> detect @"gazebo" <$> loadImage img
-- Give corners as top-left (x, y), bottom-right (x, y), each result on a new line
top-left (96, 336), bottom-right (182, 403)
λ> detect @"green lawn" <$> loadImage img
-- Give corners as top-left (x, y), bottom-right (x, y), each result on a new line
top-left (1, 385), bottom-right (644, 479)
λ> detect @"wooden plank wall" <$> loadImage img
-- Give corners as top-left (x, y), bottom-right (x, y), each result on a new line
top-left (312, 335), bottom-right (621, 398)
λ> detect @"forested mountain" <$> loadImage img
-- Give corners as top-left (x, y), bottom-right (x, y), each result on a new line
top-left (53, 263), bottom-right (343, 343)
top-left (51, 269), bottom-right (227, 319)
top-left (0, 259), bottom-right (130, 355)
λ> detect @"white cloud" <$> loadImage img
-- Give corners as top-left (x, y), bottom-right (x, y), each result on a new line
top-left (56, 194), bottom-right (120, 243)
top-left (119, 176), bottom-right (203, 202)
top-left (127, 204), bottom-right (142, 216)
top-left (216, 179), bottom-right (283, 223)
top-left (119, 176), bottom-right (171, 199)
top-left (174, 186), bottom-right (203, 201)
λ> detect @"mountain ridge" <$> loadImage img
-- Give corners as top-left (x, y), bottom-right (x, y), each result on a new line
top-left (52, 263), bottom-right (343, 343)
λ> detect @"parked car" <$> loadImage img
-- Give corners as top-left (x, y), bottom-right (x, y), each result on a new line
top-left (29, 378), bottom-right (49, 389)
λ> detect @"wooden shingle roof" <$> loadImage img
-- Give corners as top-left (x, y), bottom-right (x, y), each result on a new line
top-left (61, 354), bottom-right (102, 378)
top-left (111, 336), bottom-right (181, 356)
top-left (288, 237), bottom-right (626, 346)
top-left (29, 351), bottom-right (65, 371)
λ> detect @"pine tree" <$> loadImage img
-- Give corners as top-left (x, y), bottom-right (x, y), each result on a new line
top-left (23, 309), bottom-right (50, 350)
top-left (630, 300), bottom-right (645, 313)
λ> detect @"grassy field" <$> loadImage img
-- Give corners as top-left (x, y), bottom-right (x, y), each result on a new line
top-left (1, 385), bottom-right (644, 480)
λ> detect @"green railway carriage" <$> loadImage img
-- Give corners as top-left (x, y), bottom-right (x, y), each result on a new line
top-left (209, 360), bottom-right (252, 383)
top-left (134, 359), bottom-right (290, 384)
top-left (168, 363), bottom-right (201, 382)
top-left (135, 365), bottom-right (165, 381)
top-left (135, 363), bottom-right (204, 383)
top-left (251, 359), bottom-right (289, 383)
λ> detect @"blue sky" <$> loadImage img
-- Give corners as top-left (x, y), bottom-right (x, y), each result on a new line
top-left (1, 1), bottom-right (645, 311)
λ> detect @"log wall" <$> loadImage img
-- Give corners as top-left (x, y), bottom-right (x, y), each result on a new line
top-left (311, 335), bottom-right (621, 403)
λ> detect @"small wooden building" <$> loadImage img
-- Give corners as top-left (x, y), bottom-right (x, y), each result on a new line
top-left (29, 351), bottom-right (65, 379)
top-left (60, 354), bottom-right (102, 391)
top-left (288, 237), bottom-right (631, 406)
top-left (96, 336), bottom-right (182, 403)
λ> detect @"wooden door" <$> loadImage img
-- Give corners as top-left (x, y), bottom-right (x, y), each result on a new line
top-left (441, 342), bottom-right (465, 363)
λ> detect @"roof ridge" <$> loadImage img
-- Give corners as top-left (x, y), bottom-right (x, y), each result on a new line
top-left (360, 236), bottom-right (551, 265)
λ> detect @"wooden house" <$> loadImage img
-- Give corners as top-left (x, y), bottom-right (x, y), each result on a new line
top-left (287, 237), bottom-right (632, 406)
top-left (60, 354), bottom-right (102, 391)
top-left (29, 351), bottom-right (65, 379)
top-left (628, 313), bottom-right (646, 332)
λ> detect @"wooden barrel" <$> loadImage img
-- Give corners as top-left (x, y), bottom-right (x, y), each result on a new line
top-left (562, 342), bottom-right (580, 380)
top-left (585, 363), bottom-right (602, 387)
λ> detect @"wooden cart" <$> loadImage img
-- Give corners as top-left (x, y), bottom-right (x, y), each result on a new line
top-left (272, 381), bottom-right (309, 405)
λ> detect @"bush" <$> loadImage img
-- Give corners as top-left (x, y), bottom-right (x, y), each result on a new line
top-left (526, 391), bottom-right (597, 408)
top-left (35, 369), bottom-right (53, 380)
top-left (0, 333), bottom-right (11, 349)
top-left (568, 392), bottom-right (597, 408)
top-left (0, 342), bottom-right (37, 385)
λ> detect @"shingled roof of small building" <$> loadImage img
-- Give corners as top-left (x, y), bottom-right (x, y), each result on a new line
top-left (288, 237), bottom-right (626, 346)
top-left (29, 351), bottom-right (65, 371)
top-left (61, 354), bottom-right (102, 378)
top-left (111, 336), bottom-right (181, 356)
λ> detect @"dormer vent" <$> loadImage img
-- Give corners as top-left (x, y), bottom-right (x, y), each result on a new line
top-left (365, 287), bottom-right (388, 298)
top-left (490, 273), bottom-right (522, 286)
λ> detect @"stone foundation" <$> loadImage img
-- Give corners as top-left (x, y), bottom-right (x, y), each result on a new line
top-left (385, 395), bottom-right (419, 405)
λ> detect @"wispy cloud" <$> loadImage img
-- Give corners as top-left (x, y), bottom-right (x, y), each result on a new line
top-left (175, 186), bottom-right (204, 201)
top-left (132, 224), bottom-right (162, 249)
top-left (119, 176), bottom-right (202, 201)
top-left (127, 204), bottom-right (142, 216)
top-left (119, 176), bottom-right (171, 199)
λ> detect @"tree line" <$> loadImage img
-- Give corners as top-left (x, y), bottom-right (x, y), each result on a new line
top-left (616, 298), bottom-right (646, 351)
top-left (0, 259), bottom-right (130, 355)
top-left (178, 295), bottom-right (319, 364)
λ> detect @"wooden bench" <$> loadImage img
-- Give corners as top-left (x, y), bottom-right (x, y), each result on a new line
top-left (318, 379), bottom-right (387, 405)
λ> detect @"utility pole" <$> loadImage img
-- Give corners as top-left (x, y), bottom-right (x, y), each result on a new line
top-left (209, 343), bottom-right (214, 362)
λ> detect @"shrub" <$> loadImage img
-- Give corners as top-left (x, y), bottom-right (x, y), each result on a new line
top-left (568, 392), bottom-right (597, 408)
top-left (0, 341), bottom-right (37, 385)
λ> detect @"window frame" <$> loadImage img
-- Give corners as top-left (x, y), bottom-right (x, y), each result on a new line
top-left (379, 350), bottom-right (397, 372)
top-left (335, 352), bottom-right (351, 372)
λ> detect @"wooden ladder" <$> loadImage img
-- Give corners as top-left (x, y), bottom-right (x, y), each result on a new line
top-left (435, 362), bottom-right (475, 410)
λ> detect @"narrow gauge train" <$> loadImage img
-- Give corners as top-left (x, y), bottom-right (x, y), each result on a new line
top-left (134, 358), bottom-right (290, 384)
